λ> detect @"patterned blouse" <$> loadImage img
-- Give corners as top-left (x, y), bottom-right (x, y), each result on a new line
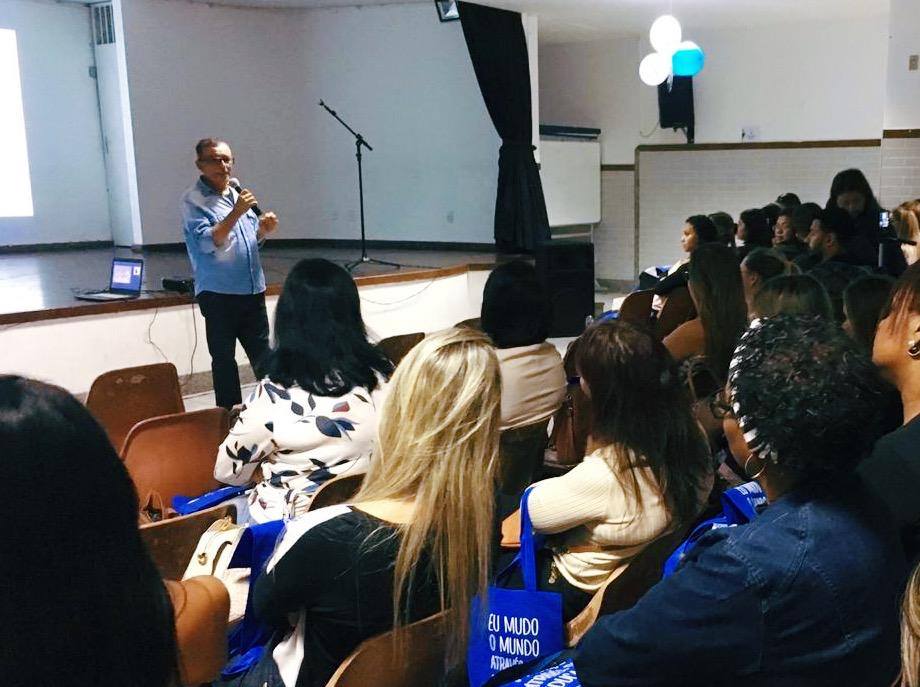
top-left (214, 377), bottom-right (387, 524)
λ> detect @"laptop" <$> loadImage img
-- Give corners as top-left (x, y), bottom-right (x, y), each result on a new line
top-left (75, 257), bottom-right (144, 301)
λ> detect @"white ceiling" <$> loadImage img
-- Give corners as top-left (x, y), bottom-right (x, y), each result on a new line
top-left (111, 0), bottom-right (889, 44)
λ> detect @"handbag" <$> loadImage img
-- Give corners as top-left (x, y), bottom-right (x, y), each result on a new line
top-left (467, 487), bottom-right (564, 687)
top-left (183, 516), bottom-right (246, 580)
top-left (548, 340), bottom-right (590, 467)
top-left (139, 490), bottom-right (177, 525)
top-left (482, 650), bottom-right (580, 687)
top-left (662, 480), bottom-right (767, 578)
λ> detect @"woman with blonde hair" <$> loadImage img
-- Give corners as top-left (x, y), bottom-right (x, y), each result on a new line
top-left (236, 327), bottom-right (501, 687)
top-left (901, 565), bottom-right (920, 687)
top-left (893, 201), bottom-right (920, 267)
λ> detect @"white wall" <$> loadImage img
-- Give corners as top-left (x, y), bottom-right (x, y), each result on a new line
top-left (885, 0), bottom-right (920, 129)
top-left (540, 38), bottom-right (641, 165)
top-left (0, 0), bottom-right (110, 245)
top-left (1, 269), bottom-right (489, 396)
top-left (121, 0), bottom-right (498, 246)
top-left (540, 16), bottom-right (889, 163)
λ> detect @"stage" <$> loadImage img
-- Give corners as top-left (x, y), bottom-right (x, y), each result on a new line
top-left (0, 244), bottom-right (505, 395)
top-left (0, 243), bottom-right (506, 325)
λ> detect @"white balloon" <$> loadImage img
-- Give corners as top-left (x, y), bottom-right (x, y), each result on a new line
top-left (649, 14), bottom-right (682, 56)
top-left (639, 52), bottom-right (670, 86)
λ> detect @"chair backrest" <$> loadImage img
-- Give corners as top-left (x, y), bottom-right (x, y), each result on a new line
top-left (324, 611), bottom-right (448, 687)
top-left (498, 419), bottom-right (551, 497)
top-left (618, 289), bottom-right (654, 326)
top-left (377, 332), bottom-right (425, 366)
top-left (308, 471), bottom-right (366, 512)
top-left (122, 407), bottom-right (229, 511)
top-left (564, 518), bottom-right (697, 646)
top-left (140, 503), bottom-right (236, 580)
top-left (655, 286), bottom-right (697, 340)
top-left (86, 362), bottom-right (185, 453)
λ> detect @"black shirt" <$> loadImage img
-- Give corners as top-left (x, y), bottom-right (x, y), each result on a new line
top-left (254, 506), bottom-right (440, 687)
top-left (858, 414), bottom-right (920, 563)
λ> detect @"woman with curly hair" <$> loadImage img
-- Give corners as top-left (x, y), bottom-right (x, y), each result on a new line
top-left (576, 316), bottom-right (904, 686)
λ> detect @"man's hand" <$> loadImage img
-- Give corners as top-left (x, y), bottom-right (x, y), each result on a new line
top-left (233, 189), bottom-right (259, 215)
top-left (258, 212), bottom-right (279, 240)
top-left (212, 190), bottom-right (264, 247)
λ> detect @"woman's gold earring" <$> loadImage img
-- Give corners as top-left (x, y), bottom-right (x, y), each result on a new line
top-left (909, 341), bottom-right (920, 360)
top-left (743, 453), bottom-right (767, 480)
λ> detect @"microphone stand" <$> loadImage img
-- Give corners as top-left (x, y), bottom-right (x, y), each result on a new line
top-left (319, 100), bottom-right (402, 272)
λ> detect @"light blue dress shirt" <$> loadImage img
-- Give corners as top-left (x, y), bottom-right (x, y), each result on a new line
top-left (181, 177), bottom-right (267, 296)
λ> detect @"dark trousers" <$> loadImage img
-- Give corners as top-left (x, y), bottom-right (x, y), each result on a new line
top-left (197, 291), bottom-right (271, 409)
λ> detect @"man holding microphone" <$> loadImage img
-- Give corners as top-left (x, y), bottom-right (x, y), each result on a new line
top-left (181, 137), bottom-right (278, 409)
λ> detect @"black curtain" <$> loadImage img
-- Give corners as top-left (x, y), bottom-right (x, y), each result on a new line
top-left (458, 2), bottom-right (550, 253)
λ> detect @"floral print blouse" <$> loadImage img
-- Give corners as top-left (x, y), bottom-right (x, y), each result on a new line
top-left (214, 377), bottom-right (387, 523)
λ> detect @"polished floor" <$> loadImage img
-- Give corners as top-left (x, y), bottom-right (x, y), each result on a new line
top-left (0, 244), bottom-right (504, 319)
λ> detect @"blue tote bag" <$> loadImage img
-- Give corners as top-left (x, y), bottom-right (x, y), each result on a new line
top-left (467, 486), bottom-right (564, 687)
top-left (662, 480), bottom-right (767, 578)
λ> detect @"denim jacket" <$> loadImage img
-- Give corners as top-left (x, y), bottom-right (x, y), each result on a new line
top-left (575, 476), bottom-right (905, 687)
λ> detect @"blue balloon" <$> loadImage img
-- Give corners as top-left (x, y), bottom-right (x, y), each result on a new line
top-left (672, 46), bottom-right (705, 76)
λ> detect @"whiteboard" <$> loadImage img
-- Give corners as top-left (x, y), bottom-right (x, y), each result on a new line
top-left (539, 139), bottom-right (601, 227)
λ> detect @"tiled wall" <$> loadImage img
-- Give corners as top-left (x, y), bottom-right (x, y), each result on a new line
top-left (879, 136), bottom-right (920, 209)
top-left (635, 145), bottom-right (882, 275)
top-left (595, 169), bottom-right (635, 283)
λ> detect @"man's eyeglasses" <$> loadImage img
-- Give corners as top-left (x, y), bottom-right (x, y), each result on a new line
top-left (198, 156), bottom-right (233, 166)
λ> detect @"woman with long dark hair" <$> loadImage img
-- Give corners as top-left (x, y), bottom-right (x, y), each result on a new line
top-left (0, 376), bottom-right (180, 687)
top-left (664, 243), bottom-right (748, 382)
top-left (215, 258), bottom-right (393, 523)
top-left (517, 321), bottom-right (712, 620)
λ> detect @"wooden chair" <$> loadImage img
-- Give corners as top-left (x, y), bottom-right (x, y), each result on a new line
top-left (122, 407), bottom-right (229, 512)
top-left (308, 471), bottom-right (366, 512)
top-left (140, 503), bottom-right (236, 580)
top-left (325, 611), bottom-right (448, 687)
top-left (499, 419), bottom-right (551, 498)
top-left (655, 286), bottom-right (697, 340)
top-left (455, 317), bottom-right (482, 330)
top-left (617, 289), bottom-right (654, 327)
top-left (564, 519), bottom-right (698, 646)
top-left (378, 332), bottom-right (424, 366)
top-left (86, 362), bottom-right (185, 453)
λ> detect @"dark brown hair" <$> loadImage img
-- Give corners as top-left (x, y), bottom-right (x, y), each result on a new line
top-left (844, 275), bottom-right (895, 352)
top-left (688, 244), bottom-right (749, 381)
top-left (575, 322), bottom-right (711, 525)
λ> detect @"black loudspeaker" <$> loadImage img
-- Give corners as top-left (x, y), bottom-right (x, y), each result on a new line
top-left (658, 76), bottom-right (694, 143)
top-left (535, 241), bottom-right (594, 337)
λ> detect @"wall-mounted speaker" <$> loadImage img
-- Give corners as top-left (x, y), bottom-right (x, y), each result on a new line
top-left (658, 76), bottom-right (694, 143)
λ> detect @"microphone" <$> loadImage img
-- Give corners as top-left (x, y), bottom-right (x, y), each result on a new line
top-left (229, 177), bottom-right (262, 216)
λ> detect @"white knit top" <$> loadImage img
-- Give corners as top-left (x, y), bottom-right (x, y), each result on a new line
top-left (527, 446), bottom-right (672, 592)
